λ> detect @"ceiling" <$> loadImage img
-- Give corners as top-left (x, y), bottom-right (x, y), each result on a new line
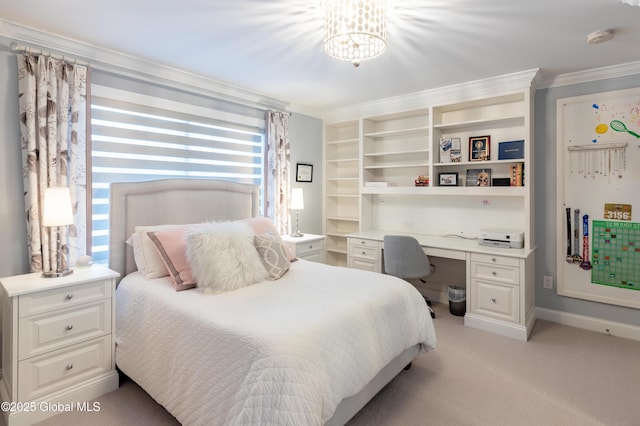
top-left (1, 0), bottom-right (639, 113)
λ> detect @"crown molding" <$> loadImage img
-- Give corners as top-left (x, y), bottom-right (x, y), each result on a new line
top-left (323, 68), bottom-right (540, 122)
top-left (0, 18), bottom-right (289, 112)
top-left (539, 60), bottom-right (640, 89)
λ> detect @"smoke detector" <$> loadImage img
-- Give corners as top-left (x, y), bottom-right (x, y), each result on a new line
top-left (587, 30), bottom-right (614, 44)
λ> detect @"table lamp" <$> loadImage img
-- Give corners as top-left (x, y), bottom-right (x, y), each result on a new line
top-left (290, 188), bottom-right (304, 237)
top-left (42, 187), bottom-right (74, 278)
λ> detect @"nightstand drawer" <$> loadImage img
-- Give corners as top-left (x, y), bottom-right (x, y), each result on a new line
top-left (19, 299), bottom-right (111, 360)
top-left (18, 335), bottom-right (112, 401)
top-left (19, 280), bottom-right (110, 317)
top-left (296, 239), bottom-right (325, 256)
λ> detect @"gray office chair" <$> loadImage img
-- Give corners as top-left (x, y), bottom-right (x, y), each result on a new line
top-left (383, 235), bottom-right (436, 318)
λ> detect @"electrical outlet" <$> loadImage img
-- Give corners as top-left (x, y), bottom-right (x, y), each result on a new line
top-left (543, 275), bottom-right (553, 289)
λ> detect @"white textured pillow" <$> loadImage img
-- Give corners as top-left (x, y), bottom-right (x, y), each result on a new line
top-left (254, 234), bottom-right (290, 280)
top-left (186, 221), bottom-right (269, 294)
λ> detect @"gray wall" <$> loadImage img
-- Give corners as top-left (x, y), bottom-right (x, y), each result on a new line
top-left (289, 112), bottom-right (323, 235)
top-left (535, 74), bottom-right (640, 326)
top-left (0, 45), bottom-right (29, 278)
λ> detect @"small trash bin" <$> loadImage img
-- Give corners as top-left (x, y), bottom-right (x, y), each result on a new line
top-left (448, 285), bottom-right (466, 316)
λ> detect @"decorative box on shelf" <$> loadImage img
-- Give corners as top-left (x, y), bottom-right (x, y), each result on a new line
top-left (414, 175), bottom-right (429, 186)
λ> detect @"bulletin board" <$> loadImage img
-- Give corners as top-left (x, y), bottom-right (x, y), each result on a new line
top-left (556, 87), bottom-right (640, 309)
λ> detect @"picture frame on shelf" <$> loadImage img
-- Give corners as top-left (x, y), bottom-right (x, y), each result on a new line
top-left (295, 163), bottom-right (313, 182)
top-left (466, 168), bottom-right (491, 187)
top-left (438, 172), bottom-right (458, 186)
top-left (469, 135), bottom-right (491, 161)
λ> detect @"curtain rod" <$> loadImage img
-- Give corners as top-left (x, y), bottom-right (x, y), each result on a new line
top-left (10, 42), bottom-right (90, 67)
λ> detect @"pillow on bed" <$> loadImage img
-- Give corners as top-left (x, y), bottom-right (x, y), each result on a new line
top-left (147, 227), bottom-right (196, 291)
top-left (186, 221), bottom-right (269, 294)
top-left (242, 217), bottom-right (296, 261)
top-left (129, 224), bottom-right (188, 279)
top-left (254, 234), bottom-right (290, 280)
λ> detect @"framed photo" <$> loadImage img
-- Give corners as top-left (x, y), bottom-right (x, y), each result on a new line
top-left (295, 163), bottom-right (313, 182)
top-left (469, 135), bottom-right (491, 161)
top-left (438, 172), bottom-right (458, 186)
top-left (466, 168), bottom-right (491, 187)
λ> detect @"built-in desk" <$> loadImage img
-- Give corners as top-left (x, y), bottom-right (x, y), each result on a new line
top-left (347, 230), bottom-right (536, 341)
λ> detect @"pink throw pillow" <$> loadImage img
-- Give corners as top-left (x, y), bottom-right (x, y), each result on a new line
top-left (147, 227), bottom-right (196, 291)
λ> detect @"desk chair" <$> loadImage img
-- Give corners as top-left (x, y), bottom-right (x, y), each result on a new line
top-left (383, 235), bottom-right (436, 318)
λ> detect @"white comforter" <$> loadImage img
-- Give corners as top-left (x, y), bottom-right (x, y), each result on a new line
top-left (115, 259), bottom-right (436, 425)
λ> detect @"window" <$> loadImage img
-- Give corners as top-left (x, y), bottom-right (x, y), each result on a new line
top-left (90, 84), bottom-right (266, 264)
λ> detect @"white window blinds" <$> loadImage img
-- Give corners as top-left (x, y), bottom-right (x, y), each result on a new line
top-left (90, 85), bottom-right (266, 264)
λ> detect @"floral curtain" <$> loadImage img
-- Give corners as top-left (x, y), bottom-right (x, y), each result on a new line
top-left (265, 111), bottom-right (291, 235)
top-left (17, 54), bottom-right (88, 273)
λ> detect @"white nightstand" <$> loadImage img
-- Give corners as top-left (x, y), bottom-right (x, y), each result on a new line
top-left (281, 233), bottom-right (326, 263)
top-left (0, 264), bottom-right (120, 425)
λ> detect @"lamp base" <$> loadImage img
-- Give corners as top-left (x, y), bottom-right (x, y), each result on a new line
top-left (290, 231), bottom-right (304, 238)
top-left (42, 268), bottom-right (74, 278)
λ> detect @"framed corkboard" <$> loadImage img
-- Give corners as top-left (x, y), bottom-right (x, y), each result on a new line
top-left (556, 87), bottom-right (640, 308)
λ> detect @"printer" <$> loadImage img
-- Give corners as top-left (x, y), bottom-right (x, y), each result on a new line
top-left (479, 228), bottom-right (524, 249)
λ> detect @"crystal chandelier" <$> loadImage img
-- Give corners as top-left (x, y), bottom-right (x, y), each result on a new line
top-left (323, 0), bottom-right (388, 68)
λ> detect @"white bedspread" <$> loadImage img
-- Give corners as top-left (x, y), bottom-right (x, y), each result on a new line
top-left (115, 260), bottom-right (436, 425)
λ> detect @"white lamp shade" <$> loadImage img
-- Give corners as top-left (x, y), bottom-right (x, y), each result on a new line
top-left (43, 187), bottom-right (74, 227)
top-left (291, 188), bottom-right (304, 210)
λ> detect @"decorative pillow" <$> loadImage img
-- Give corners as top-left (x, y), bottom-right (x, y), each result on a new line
top-left (129, 224), bottom-right (188, 279)
top-left (186, 221), bottom-right (269, 294)
top-left (254, 234), bottom-right (290, 280)
top-left (242, 217), bottom-right (296, 261)
top-left (147, 227), bottom-right (196, 291)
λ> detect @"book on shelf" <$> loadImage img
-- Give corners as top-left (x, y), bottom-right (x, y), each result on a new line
top-left (510, 162), bottom-right (525, 187)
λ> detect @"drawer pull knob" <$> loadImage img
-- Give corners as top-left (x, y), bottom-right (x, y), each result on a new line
top-left (492, 271), bottom-right (497, 276)
top-left (491, 298), bottom-right (497, 303)
top-left (66, 293), bottom-right (74, 300)
top-left (361, 251), bottom-right (366, 255)
top-left (308, 245), bottom-right (313, 249)
top-left (491, 257), bottom-right (497, 263)
top-left (66, 325), bottom-right (74, 331)
top-left (66, 364), bottom-right (73, 370)
top-left (361, 241), bottom-right (365, 244)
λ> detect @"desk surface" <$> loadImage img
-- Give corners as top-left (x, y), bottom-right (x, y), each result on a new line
top-left (347, 230), bottom-right (535, 259)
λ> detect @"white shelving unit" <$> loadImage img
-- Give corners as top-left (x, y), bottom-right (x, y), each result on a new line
top-left (323, 70), bottom-right (539, 338)
top-left (323, 120), bottom-right (360, 267)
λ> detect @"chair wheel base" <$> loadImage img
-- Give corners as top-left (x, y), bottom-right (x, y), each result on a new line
top-left (424, 296), bottom-right (436, 318)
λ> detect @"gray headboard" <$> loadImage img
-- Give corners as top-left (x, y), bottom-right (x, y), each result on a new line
top-left (108, 178), bottom-right (260, 283)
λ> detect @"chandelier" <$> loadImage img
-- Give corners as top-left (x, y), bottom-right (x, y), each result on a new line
top-left (323, 0), bottom-right (388, 68)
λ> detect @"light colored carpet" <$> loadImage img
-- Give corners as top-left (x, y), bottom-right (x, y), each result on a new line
top-left (37, 303), bottom-right (640, 426)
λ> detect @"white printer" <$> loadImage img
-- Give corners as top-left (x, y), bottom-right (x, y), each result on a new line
top-left (479, 228), bottom-right (524, 249)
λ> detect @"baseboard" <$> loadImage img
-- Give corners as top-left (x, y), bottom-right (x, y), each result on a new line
top-left (536, 307), bottom-right (640, 342)
top-left (464, 313), bottom-right (530, 341)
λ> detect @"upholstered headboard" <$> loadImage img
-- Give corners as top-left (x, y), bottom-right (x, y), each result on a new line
top-left (108, 178), bottom-right (260, 283)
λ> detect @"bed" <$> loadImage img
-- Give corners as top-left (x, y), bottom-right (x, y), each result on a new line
top-left (109, 178), bottom-right (436, 425)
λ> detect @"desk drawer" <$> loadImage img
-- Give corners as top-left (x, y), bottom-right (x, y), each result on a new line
top-left (18, 335), bottom-right (112, 401)
top-left (19, 280), bottom-right (110, 317)
top-left (471, 279), bottom-right (519, 323)
top-left (349, 238), bottom-right (380, 250)
top-left (471, 262), bottom-right (519, 285)
top-left (349, 244), bottom-right (379, 261)
top-left (471, 253), bottom-right (520, 268)
top-left (19, 299), bottom-right (111, 360)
